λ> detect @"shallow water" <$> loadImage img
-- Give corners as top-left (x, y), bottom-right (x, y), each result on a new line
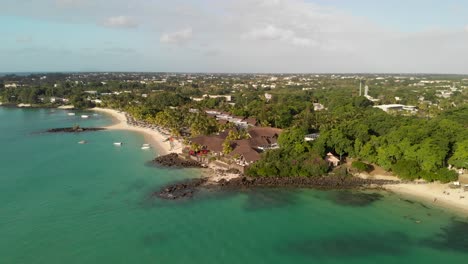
top-left (0, 107), bottom-right (467, 264)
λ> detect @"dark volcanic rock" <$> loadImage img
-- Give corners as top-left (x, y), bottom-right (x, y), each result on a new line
top-left (153, 178), bottom-right (208, 200)
top-left (153, 153), bottom-right (202, 168)
top-left (47, 127), bottom-right (106, 133)
top-left (154, 176), bottom-right (397, 201)
top-left (216, 176), bottom-right (397, 190)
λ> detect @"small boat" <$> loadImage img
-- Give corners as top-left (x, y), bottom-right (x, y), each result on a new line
top-left (142, 143), bottom-right (150, 147)
top-left (93, 113), bottom-right (99, 116)
top-left (68, 113), bottom-right (75, 116)
top-left (113, 142), bottom-right (123, 146)
top-left (78, 140), bottom-right (87, 144)
top-left (81, 115), bottom-right (89, 119)
top-left (141, 146), bottom-right (151, 150)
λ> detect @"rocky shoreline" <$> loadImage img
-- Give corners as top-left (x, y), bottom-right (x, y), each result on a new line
top-left (153, 153), bottom-right (203, 168)
top-left (153, 178), bottom-right (209, 199)
top-left (153, 176), bottom-right (399, 200)
top-left (47, 127), bottom-right (106, 133)
top-left (150, 153), bottom-right (400, 200)
top-left (216, 176), bottom-right (398, 189)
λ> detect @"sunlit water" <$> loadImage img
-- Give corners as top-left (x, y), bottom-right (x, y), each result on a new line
top-left (0, 107), bottom-right (467, 264)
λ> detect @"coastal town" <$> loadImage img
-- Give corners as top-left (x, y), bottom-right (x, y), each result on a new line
top-left (2, 72), bottom-right (467, 212)
top-left (3, 1), bottom-right (468, 263)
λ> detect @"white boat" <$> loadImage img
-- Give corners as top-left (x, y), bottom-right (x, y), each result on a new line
top-left (141, 146), bottom-right (151, 150)
top-left (81, 115), bottom-right (89, 119)
top-left (78, 140), bottom-right (87, 144)
top-left (142, 143), bottom-right (150, 147)
top-left (68, 113), bottom-right (75, 116)
top-left (113, 142), bottom-right (123, 146)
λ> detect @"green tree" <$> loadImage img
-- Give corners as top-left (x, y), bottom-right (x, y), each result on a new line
top-left (392, 160), bottom-right (421, 180)
top-left (449, 140), bottom-right (468, 169)
top-left (222, 139), bottom-right (233, 155)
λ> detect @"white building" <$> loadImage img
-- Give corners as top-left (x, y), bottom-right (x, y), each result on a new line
top-left (304, 133), bottom-right (320, 142)
top-left (374, 104), bottom-right (417, 113)
top-left (313, 103), bottom-right (325, 111)
top-left (4, 83), bottom-right (18, 88)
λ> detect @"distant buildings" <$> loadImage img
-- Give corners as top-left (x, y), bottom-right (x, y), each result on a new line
top-left (363, 85), bottom-right (380, 102)
top-left (4, 83), bottom-right (18, 88)
top-left (313, 103), bottom-right (325, 111)
top-left (204, 109), bottom-right (256, 128)
top-left (191, 94), bottom-right (232, 102)
top-left (325, 153), bottom-right (340, 167)
top-left (373, 104), bottom-right (417, 113)
top-left (304, 133), bottom-right (320, 142)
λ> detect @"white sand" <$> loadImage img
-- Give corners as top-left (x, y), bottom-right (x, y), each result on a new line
top-left (57, 105), bottom-right (74, 109)
top-left (92, 108), bottom-right (183, 155)
top-left (92, 108), bottom-right (241, 183)
top-left (358, 172), bottom-right (468, 215)
top-left (85, 111), bottom-right (468, 214)
top-left (385, 183), bottom-right (468, 215)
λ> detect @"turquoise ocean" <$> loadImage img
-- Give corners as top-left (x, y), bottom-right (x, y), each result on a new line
top-left (0, 107), bottom-right (467, 264)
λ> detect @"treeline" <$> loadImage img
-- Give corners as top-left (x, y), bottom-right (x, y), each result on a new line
top-left (0, 85), bottom-right (95, 108)
top-left (2, 75), bottom-right (466, 183)
top-left (247, 98), bottom-right (467, 182)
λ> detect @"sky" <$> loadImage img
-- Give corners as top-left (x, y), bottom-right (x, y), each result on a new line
top-left (1, 0), bottom-right (468, 73)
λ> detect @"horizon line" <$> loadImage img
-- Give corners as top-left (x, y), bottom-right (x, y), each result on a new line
top-left (2, 71), bottom-right (468, 76)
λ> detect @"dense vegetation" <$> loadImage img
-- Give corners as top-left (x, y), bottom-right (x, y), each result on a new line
top-left (1, 73), bottom-right (467, 182)
top-left (247, 96), bottom-right (467, 182)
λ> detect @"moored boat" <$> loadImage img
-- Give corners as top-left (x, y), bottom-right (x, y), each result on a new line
top-left (68, 113), bottom-right (75, 116)
top-left (141, 146), bottom-right (151, 150)
top-left (81, 115), bottom-right (89, 119)
top-left (113, 142), bottom-right (123, 146)
top-left (78, 140), bottom-right (87, 144)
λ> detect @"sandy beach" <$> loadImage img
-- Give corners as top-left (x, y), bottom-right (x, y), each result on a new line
top-left (358, 172), bottom-right (468, 215)
top-left (92, 107), bottom-right (183, 156)
top-left (90, 108), bottom-right (468, 215)
top-left (93, 108), bottom-right (243, 181)
top-left (385, 183), bottom-right (468, 215)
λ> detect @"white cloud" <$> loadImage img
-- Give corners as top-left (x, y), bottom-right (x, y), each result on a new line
top-left (160, 28), bottom-right (193, 44)
top-left (55, 0), bottom-right (87, 8)
top-left (243, 25), bottom-right (294, 41)
top-left (291, 37), bottom-right (316, 47)
top-left (102, 16), bottom-right (138, 28)
top-left (1, 0), bottom-right (468, 73)
top-left (242, 25), bottom-right (316, 47)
